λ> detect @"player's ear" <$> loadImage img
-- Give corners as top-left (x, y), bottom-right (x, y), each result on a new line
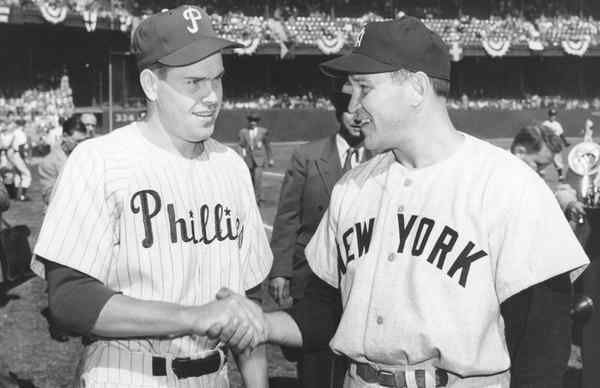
top-left (512, 145), bottom-right (528, 158)
top-left (140, 68), bottom-right (159, 102)
top-left (408, 71), bottom-right (428, 107)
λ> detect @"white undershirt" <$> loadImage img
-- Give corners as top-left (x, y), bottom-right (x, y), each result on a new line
top-left (336, 133), bottom-right (364, 169)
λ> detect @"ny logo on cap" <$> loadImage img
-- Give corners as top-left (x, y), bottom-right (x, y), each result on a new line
top-left (183, 6), bottom-right (203, 33)
top-left (355, 26), bottom-right (366, 47)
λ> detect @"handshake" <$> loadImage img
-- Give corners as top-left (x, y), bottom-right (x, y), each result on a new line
top-left (194, 287), bottom-right (270, 354)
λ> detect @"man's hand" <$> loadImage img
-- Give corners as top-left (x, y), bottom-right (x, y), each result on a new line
top-left (268, 159), bottom-right (275, 167)
top-left (268, 277), bottom-right (290, 306)
top-left (555, 184), bottom-right (578, 210)
top-left (205, 288), bottom-right (267, 354)
top-left (187, 288), bottom-right (265, 353)
top-left (565, 200), bottom-right (586, 224)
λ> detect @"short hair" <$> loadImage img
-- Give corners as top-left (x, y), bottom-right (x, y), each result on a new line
top-left (145, 62), bottom-right (170, 79)
top-left (511, 124), bottom-right (563, 154)
top-left (330, 91), bottom-right (351, 122)
top-left (62, 116), bottom-right (87, 137)
top-left (392, 69), bottom-right (450, 98)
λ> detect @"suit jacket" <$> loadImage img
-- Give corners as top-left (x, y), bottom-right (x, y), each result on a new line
top-left (38, 144), bottom-right (67, 206)
top-left (270, 134), bottom-right (368, 299)
top-left (238, 126), bottom-right (273, 168)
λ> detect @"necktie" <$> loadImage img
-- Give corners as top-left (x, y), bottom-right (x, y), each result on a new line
top-left (343, 147), bottom-right (358, 172)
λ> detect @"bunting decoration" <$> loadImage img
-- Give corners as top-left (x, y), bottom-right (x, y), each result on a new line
top-left (562, 36), bottom-right (591, 56)
top-left (39, 2), bottom-right (68, 24)
top-left (317, 30), bottom-right (345, 55)
top-left (82, 9), bottom-right (98, 32)
top-left (482, 38), bottom-right (511, 57)
top-left (0, 6), bottom-right (10, 23)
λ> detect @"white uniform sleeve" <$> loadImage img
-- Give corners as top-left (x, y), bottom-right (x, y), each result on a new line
top-left (305, 205), bottom-right (340, 289)
top-left (238, 160), bottom-right (272, 290)
top-left (492, 174), bottom-right (589, 302)
top-left (32, 143), bottom-right (117, 283)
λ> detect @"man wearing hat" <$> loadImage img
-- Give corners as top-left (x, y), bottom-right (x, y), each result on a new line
top-left (213, 17), bottom-right (589, 388)
top-left (239, 112), bottom-right (274, 204)
top-left (268, 84), bottom-right (368, 388)
top-left (542, 108), bottom-right (569, 181)
top-left (80, 112), bottom-right (98, 137)
top-left (30, 5), bottom-right (272, 387)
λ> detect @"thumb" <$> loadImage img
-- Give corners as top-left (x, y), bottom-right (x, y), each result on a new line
top-left (216, 287), bottom-right (234, 300)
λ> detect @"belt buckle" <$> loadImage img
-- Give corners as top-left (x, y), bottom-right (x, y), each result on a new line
top-left (171, 357), bottom-right (191, 379)
top-left (376, 369), bottom-right (398, 387)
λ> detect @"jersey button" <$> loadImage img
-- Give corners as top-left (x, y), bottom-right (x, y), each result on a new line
top-left (404, 178), bottom-right (413, 187)
top-left (398, 205), bottom-right (405, 212)
top-left (376, 316), bottom-right (384, 325)
top-left (387, 253), bottom-right (395, 262)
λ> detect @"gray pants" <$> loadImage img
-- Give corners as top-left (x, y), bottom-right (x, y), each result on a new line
top-left (343, 363), bottom-right (510, 388)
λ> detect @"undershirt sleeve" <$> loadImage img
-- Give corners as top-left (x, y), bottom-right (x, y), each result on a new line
top-left (43, 257), bottom-right (119, 336)
top-left (287, 273), bottom-right (343, 352)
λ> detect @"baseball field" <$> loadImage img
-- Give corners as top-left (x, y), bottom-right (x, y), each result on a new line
top-left (0, 139), bottom-right (583, 388)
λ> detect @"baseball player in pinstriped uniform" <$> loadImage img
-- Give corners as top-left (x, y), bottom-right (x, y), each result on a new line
top-left (30, 5), bottom-right (272, 387)
top-left (217, 17), bottom-right (590, 388)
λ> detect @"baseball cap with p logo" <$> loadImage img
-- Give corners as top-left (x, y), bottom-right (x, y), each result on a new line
top-left (132, 5), bottom-right (242, 69)
top-left (320, 16), bottom-right (451, 81)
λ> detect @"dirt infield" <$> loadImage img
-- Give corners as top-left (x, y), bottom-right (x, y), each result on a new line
top-left (0, 139), bottom-right (582, 387)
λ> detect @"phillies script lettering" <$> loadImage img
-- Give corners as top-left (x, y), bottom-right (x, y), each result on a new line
top-left (130, 190), bottom-right (243, 248)
top-left (337, 212), bottom-right (487, 288)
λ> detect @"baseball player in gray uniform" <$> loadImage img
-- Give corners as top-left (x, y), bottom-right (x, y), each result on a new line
top-left (214, 17), bottom-right (590, 388)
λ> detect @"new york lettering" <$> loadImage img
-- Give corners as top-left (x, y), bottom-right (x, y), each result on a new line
top-left (130, 189), bottom-right (243, 248)
top-left (338, 213), bottom-right (487, 288)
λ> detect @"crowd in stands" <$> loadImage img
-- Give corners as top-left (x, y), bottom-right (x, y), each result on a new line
top-left (1, 0), bottom-right (600, 49)
top-left (219, 93), bottom-right (600, 111)
top-left (0, 75), bottom-right (74, 152)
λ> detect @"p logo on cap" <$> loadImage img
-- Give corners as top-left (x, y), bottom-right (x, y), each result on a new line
top-left (355, 26), bottom-right (366, 48)
top-left (183, 6), bottom-right (203, 33)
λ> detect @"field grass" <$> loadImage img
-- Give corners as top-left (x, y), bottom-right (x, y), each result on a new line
top-left (0, 138), bottom-right (581, 387)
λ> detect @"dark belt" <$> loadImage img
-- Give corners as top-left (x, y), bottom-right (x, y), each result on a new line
top-left (355, 362), bottom-right (448, 388)
top-left (152, 350), bottom-right (225, 379)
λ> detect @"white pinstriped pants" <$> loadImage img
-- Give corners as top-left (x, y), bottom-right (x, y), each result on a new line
top-left (75, 344), bottom-right (229, 388)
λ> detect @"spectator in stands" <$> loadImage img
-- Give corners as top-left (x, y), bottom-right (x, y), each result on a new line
top-left (38, 116), bottom-right (88, 206)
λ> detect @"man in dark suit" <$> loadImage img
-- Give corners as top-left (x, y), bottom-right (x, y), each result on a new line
top-left (268, 87), bottom-right (368, 388)
top-left (238, 113), bottom-right (274, 203)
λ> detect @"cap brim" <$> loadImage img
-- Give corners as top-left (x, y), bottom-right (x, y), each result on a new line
top-left (159, 37), bottom-right (243, 67)
top-left (320, 52), bottom-right (398, 78)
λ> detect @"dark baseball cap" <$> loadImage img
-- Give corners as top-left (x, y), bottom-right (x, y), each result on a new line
top-left (247, 112), bottom-right (261, 122)
top-left (320, 16), bottom-right (450, 81)
top-left (132, 5), bottom-right (242, 69)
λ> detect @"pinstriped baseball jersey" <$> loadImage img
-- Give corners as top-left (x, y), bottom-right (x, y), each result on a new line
top-left (306, 133), bottom-right (588, 386)
top-left (32, 122), bottom-right (272, 380)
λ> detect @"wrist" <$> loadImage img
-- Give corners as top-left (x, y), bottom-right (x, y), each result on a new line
top-left (178, 304), bottom-right (207, 337)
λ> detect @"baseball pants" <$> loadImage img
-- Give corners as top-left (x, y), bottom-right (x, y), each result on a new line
top-left (8, 151), bottom-right (30, 189)
top-left (75, 344), bottom-right (229, 388)
top-left (343, 362), bottom-right (510, 388)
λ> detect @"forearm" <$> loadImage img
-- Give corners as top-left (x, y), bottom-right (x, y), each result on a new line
top-left (236, 344), bottom-right (268, 388)
top-left (265, 310), bottom-right (303, 347)
top-left (92, 294), bottom-right (200, 338)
